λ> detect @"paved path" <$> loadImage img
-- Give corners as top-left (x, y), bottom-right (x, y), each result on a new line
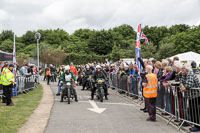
top-left (18, 82), bottom-right (54, 133)
top-left (44, 82), bottom-right (180, 133)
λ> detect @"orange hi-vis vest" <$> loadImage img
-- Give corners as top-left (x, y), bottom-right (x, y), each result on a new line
top-left (143, 73), bottom-right (158, 98)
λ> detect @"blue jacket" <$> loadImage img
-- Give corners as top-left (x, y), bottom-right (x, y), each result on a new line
top-left (129, 68), bottom-right (138, 82)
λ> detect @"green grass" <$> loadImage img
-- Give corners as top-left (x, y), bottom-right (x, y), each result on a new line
top-left (0, 85), bottom-right (43, 133)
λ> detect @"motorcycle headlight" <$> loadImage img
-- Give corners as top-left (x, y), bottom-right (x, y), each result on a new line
top-left (98, 80), bottom-right (103, 84)
top-left (66, 82), bottom-right (71, 86)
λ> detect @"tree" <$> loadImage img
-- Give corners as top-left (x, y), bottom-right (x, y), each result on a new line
top-left (111, 45), bottom-right (122, 61)
top-left (168, 24), bottom-right (190, 35)
top-left (0, 30), bottom-right (14, 42)
top-left (0, 39), bottom-right (13, 53)
top-left (21, 31), bottom-right (36, 45)
top-left (155, 43), bottom-right (176, 60)
top-left (142, 26), bottom-right (168, 49)
top-left (88, 30), bottom-right (114, 55)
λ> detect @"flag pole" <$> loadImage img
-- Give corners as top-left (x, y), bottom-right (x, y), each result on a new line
top-left (13, 33), bottom-right (17, 96)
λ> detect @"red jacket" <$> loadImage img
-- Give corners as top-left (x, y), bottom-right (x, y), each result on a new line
top-left (70, 66), bottom-right (78, 77)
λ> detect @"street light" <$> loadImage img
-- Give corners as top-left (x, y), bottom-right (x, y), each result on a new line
top-left (35, 32), bottom-right (41, 71)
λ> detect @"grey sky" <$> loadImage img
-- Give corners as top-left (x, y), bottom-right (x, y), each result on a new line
top-left (0, 0), bottom-right (199, 36)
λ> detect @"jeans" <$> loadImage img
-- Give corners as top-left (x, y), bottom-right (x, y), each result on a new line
top-left (57, 83), bottom-right (63, 94)
top-left (164, 87), bottom-right (172, 114)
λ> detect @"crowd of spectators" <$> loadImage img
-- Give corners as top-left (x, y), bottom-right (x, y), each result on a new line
top-left (74, 57), bottom-right (200, 132)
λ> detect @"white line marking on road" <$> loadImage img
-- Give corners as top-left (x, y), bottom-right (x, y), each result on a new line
top-left (54, 99), bottom-right (136, 107)
top-left (79, 96), bottom-right (83, 99)
top-left (54, 99), bottom-right (60, 101)
top-left (79, 101), bottom-right (136, 107)
top-left (87, 100), bottom-right (106, 114)
top-left (83, 96), bottom-right (90, 99)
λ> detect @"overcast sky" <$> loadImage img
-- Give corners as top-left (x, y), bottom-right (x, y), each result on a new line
top-left (0, 0), bottom-right (199, 36)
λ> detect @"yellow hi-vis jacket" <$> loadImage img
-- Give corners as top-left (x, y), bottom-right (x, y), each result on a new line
top-left (0, 68), bottom-right (15, 86)
top-left (143, 73), bottom-right (158, 98)
top-left (0, 67), bottom-right (8, 85)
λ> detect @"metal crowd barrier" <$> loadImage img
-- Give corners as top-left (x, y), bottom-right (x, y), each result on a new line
top-left (108, 73), bottom-right (140, 98)
top-left (108, 73), bottom-right (200, 130)
top-left (17, 75), bottom-right (39, 94)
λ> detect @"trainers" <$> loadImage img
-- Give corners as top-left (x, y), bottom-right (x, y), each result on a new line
top-left (146, 117), bottom-right (156, 122)
top-left (7, 103), bottom-right (14, 106)
top-left (189, 126), bottom-right (200, 132)
top-left (56, 93), bottom-right (60, 96)
top-left (140, 108), bottom-right (146, 111)
top-left (143, 109), bottom-right (148, 113)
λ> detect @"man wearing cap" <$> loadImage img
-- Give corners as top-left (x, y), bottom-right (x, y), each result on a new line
top-left (1, 64), bottom-right (15, 106)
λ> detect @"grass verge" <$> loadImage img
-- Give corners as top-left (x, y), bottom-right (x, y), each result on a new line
top-left (0, 85), bottom-right (43, 133)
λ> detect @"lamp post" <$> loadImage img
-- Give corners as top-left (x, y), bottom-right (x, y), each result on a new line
top-left (35, 32), bottom-right (41, 71)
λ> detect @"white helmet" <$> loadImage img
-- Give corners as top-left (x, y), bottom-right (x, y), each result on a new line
top-left (86, 65), bottom-right (90, 69)
top-left (65, 65), bottom-right (70, 71)
top-left (96, 65), bottom-right (101, 69)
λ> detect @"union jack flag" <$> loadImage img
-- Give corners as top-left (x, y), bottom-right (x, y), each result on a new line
top-left (135, 24), bottom-right (142, 73)
top-left (141, 32), bottom-right (149, 45)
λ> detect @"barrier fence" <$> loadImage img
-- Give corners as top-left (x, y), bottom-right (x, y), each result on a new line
top-left (108, 73), bottom-right (200, 130)
top-left (0, 75), bottom-right (39, 98)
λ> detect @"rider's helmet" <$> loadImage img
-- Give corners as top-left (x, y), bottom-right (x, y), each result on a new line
top-left (96, 65), bottom-right (101, 69)
top-left (65, 65), bottom-right (70, 71)
top-left (86, 65), bottom-right (90, 69)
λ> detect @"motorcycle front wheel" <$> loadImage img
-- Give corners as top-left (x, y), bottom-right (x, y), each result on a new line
top-left (67, 88), bottom-right (71, 104)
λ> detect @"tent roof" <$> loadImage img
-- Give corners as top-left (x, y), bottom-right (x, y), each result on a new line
top-left (0, 50), bottom-right (12, 55)
top-left (170, 51), bottom-right (200, 62)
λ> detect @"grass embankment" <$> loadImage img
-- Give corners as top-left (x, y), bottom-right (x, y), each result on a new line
top-left (0, 85), bottom-right (43, 133)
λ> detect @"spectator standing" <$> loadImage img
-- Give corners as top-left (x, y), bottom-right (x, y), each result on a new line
top-left (46, 67), bottom-right (51, 85)
top-left (2, 64), bottom-right (15, 106)
top-left (180, 64), bottom-right (200, 132)
top-left (0, 63), bottom-right (9, 103)
top-left (142, 65), bottom-right (158, 122)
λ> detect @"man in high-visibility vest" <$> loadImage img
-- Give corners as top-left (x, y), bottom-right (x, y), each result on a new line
top-left (1, 64), bottom-right (15, 106)
top-left (0, 63), bottom-right (9, 103)
top-left (142, 65), bottom-right (158, 122)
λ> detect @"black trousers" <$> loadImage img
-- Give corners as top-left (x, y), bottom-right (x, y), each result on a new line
top-left (146, 98), bottom-right (157, 120)
top-left (4, 84), bottom-right (13, 105)
top-left (82, 77), bottom-right (88, 89)
top-left (2, 85), bottom-right (6, 103)
top-left (47, 76), bottom-right (51, 85)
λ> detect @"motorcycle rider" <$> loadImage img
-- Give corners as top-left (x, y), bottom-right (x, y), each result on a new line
top-left (60, 65), bottom-right (78, 102)
top-left (101, 64), bottom-right (109, 95)
top-left (81, 65), bottom-right (93, 90)
top-left (91, 65), bottom-right (108, 100)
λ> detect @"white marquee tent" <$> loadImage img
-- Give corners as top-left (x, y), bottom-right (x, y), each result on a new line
top-left (170, 51), bottom-right (200, 66)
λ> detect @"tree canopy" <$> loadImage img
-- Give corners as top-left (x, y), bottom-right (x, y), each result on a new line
top-left (0, 24), bottom-right (199, 65)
